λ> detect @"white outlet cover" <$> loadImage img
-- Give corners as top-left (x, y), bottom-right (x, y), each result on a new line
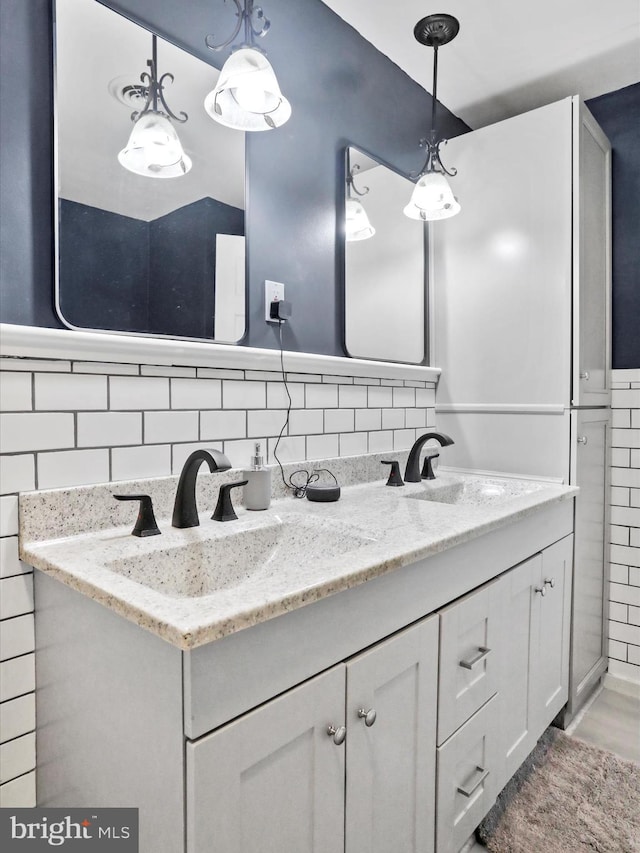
top-left (265, 280), bottom-right (285, 322)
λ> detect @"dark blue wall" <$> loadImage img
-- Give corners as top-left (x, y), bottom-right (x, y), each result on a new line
top-left (148, 197), bottom-right (244, 339)
top-left (0, 0), bottom-right (467, 356)
top-left (587, 83), bottom-right (640, 370)
top-left (0, 0), bottom-right (60, 329)
top-left (59, 200), bottom-right (150, 332)
top-left (59, 198), bottom-right (244, 337)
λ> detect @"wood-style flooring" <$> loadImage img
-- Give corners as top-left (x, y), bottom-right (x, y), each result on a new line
top-left (571, 685), bottom-right (640, 764)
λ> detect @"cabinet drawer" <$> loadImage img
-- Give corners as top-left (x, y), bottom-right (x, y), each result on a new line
top-left (436, 695), bottom-right (498, 853)
top-left (438, 579), bottom-right (501, 744)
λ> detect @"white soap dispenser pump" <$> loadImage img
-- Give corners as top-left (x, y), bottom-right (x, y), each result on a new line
top-left (243, 442), bottom-right (271, 511)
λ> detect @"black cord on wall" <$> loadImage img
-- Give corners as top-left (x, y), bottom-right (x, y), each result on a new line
top-left (273, 320), bottom-right (338, 498)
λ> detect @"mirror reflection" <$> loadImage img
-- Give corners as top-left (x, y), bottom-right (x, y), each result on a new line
top-left (344, 148), bottom-right (427, 364)
top-left (55, 0), bottom-right (246, 342)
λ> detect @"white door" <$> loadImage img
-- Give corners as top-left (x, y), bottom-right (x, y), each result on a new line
top-left (345, 616), bottom-right (438, 853)
top-left (186, 665), bottom-right (346, 853)
top-left (496, 555), bottom-right (542, 791)
top-left (569, 410), bottom-right (610, 710)
top-left (431, 98), bottom-right (573, 408)
top-left (530, 535), bottom-right (573, 734)
top-left (571, 99), bottom-right (611, 407)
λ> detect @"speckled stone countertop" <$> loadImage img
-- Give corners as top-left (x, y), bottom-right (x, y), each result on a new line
top-left (20, 458), bottom-right (578, 650)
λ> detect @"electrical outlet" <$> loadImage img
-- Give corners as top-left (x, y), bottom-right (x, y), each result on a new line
top-left (265, 280), bottom-right (285, 323)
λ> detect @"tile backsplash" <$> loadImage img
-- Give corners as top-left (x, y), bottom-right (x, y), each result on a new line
top-left (0, 353), bottom-right (436, 805)
top-left (608, 369), bottom-right (640, 684)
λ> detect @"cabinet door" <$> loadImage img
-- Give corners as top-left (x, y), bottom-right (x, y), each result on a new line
top-left (431, 98), bottom-right (573, 408)
top-left (345, 616), bottom-right (438, 853)
top-left (438, 580), bottom-right (501, 744)
top-left (571, 99), bottom-right (611, 407)
top-left (530, 535), bottom-right (573, 735)
top-left (186, 666), bottom-right (346, 853)
top-left (495, 555), bottom-right (541, 792)
top-left (569, 411), bottom-right (609, 712)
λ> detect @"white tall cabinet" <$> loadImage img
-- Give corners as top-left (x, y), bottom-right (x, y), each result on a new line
top-left (431, 96), bottom-right (611, 722)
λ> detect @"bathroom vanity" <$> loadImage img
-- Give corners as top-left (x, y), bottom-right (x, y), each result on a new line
top-left (22, 464), bottom-right (576, 853)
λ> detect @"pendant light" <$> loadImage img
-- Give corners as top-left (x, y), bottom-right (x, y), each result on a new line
top-left (118, 35), bottom-right (192, 179)
top-left (204, 0), bottom-right (291, 131)
top-left (404, 13), bottom-right (461, 221)
top-left (345, 159), bottom-right (375, 242)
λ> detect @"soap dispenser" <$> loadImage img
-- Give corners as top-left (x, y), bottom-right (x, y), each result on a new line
top-left (243, 442), bottom-right (271, 510)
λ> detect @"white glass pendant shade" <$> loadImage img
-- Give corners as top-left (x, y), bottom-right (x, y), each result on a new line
top-left (345, 196), bottom-right (375, 241)
top-left (204, 47), bottom-right (291, 131)
top-left (118, 112), bottom-right (192, 178)
top-left (403, 170), bottom-right (461, 221)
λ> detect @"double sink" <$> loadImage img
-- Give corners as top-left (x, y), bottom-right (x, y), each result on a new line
top-left (106, 474), bottom-right (545, 599)
top-left (21, 467), bottom-right (570, 648)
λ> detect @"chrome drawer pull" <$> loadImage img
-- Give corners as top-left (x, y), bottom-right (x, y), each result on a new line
top-left (457, 766), bottom-right (489, 798)
top-left (459, 646), bottom-right (491, 670)
top-left (327, 724), bottom-right (347, 746)
top-left (580, 371), bottom-right (590, 381)
top-left (534, 585), bottom-right (547, 596)
top-left (544, 577), bottom-right (556, 589)
top-left (577, 435), bottom-right (588, 445)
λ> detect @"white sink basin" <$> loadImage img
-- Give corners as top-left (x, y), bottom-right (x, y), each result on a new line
top-left (406, 476), bottom-right (546, 508)
top-left (106, 514), bottom-right (374, 598)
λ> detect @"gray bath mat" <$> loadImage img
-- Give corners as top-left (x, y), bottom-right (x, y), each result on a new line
top-left (477, 728), bottom-right (640, 852)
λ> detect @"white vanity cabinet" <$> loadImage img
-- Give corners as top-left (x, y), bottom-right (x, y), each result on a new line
top-left (187, 616), bottom-right (439, 853)
top-left (33, 500), bottom-right (574, 853)
top-left (433, 534), bottom-right (573, 853)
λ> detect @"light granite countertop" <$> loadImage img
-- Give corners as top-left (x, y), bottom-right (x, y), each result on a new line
top-left (20, 464), bottom-right (578, 650)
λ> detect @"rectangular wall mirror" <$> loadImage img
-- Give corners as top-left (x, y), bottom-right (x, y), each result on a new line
top-left (54, 0), bottom-right (246, 343)
top-left (344, 147), bottom-right (427, 364)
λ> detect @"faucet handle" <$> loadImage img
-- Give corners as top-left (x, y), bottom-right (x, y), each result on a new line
top-left (113, 494), bottom-right (161, 537)
top-left (381, 460), bottom-right (405, 487)
top-left (421, 453), bottom-right (439, 480)
top-left (212, 480), bottom-right (249, 522)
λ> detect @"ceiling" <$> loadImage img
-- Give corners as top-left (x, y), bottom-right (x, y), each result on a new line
top-left (322, 0), bottom-right (640, 128)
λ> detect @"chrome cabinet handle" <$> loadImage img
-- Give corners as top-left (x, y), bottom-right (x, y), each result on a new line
top-left (457, 766), bottom-right (489, 798)
top-left (357, 707), bottom-right (377, 727)
top-left (577, 436), bottom-right (588, 445)
top-left (544, 577), bottom-right (556, 589)
top-left (459, 647), bottom-right (491, 670)
top-left (580, 371), bottom-right (590, 381)
top-left (327, 724), bottom-right (347, 745)
top-left (534, 585), bottom-right (547, 596)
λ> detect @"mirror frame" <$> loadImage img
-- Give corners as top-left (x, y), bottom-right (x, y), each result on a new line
top-left (341, 144), bottom-right (430, 366)
top-left (52, 0), bottom-right (250, 346)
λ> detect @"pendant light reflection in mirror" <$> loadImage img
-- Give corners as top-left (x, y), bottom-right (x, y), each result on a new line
top-left (118, 34), bottom-right (192, 179)
top-left (404, 13), bottom-right (461, 221)
top-left (203, 0), bottom-right (291, 131)
top-left (345, 151), bottom-right (375, 242)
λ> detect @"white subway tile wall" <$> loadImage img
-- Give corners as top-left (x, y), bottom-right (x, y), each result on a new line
top-left (0, 354), bottom-right (437, 803)
top-left (608, 369), bottom-right (640, 684)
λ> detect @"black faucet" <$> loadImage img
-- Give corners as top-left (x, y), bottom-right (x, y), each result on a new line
top-left (404, 432), bottom-right (454, 482)
top-left (172, 449), bottom-right (232, 528)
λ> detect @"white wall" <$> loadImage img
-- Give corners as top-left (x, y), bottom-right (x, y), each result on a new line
top-left (0, 352), bottom-right (436, 806)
